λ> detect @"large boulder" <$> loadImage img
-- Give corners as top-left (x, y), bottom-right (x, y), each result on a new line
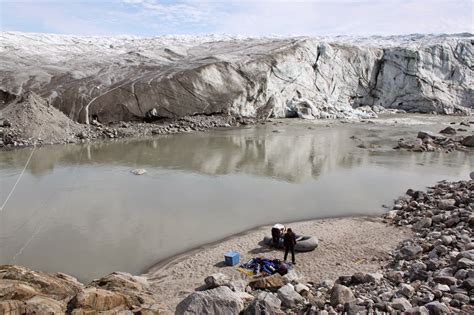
top-left (24, 295), bottom-right (65, 314)
top-left (67, 287), bottom-right (127, 313)
top-left (0, 265), bottom-right (83, 301)
top-left (0, 266), bottom-right (168, 314)
top-left (243, 292), bottom-right (281, 315)
top-left (276, 284), bottom-right (304, 308)
top-left (175, 286), bottom-right (245, 315)
top-left (330, 284), bottom-right (355, 307)
top-left (81, 272), bottom-right (168, 314)
top-left (461, 135), bottom-right (474, 147)
top-left (0, 280), bottom-right (38, 301)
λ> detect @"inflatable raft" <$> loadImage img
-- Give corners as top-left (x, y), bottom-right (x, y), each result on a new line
top-left (263, 235), bottom-right (319, 252)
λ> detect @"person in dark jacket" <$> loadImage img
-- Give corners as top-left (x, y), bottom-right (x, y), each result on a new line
top-left (283, 228), bottom-right (296, 264)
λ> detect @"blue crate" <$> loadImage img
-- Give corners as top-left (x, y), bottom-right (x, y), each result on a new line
top-left (224, 251), bottom-right (240, 266)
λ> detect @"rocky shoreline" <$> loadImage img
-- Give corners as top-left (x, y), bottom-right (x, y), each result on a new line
top-left (172, 179), bottom-right (473, 314)
top-left (0, 265), bottom-right (168, 314)
top-left (395, 121), bottom-right (474, 153)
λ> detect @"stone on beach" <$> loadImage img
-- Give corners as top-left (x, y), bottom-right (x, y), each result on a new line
top-left (204, 273), bottom-right (231, 289)
top-left (243, 292), bottom-right (281, 315)
top-left (277, 284), bottom-right (304, 308)
top-left (329, 284), bottom-right (355, 307)
top-left (175, 286), bottom-right (245, 315)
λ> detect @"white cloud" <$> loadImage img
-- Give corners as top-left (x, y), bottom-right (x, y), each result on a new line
top-left (2, 0), bottom-right (473, 36)
top-left (210, 0), bottom-right (473, 36)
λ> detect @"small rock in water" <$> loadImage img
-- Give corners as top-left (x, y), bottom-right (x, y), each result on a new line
top-left (439, 126), bottom-right (456, 135)
top-left (131, 169), bottom-right (147, 175)
top-left (2, 119), bottom-right (11, 127)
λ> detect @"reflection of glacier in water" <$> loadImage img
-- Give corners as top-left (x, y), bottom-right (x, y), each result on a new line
top-left (0, 117), bottom-right (472, 282)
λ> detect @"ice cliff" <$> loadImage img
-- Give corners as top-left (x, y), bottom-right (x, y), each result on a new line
top-left (0, 32), bottom-right (472, 123)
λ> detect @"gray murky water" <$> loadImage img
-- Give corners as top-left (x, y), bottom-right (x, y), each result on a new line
top-left (0, 115), bottom-right (472, 282)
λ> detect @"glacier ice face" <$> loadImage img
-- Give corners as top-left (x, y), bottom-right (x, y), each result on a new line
top-left (0, 32), bottom-right (472, 123)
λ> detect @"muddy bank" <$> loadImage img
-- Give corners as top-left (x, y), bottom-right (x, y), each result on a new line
top-left (0, 92), bottom-right (255, 150)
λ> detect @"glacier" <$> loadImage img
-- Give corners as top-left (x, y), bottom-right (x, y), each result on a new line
top-left (0, 32), bottom-right (472, 124)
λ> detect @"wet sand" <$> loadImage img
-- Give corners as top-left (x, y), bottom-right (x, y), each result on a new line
top-left (145, 216), bottom-right (412, 312)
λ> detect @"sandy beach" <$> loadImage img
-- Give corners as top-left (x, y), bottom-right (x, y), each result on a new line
top-left (146, 216), bottom-right (412, 312)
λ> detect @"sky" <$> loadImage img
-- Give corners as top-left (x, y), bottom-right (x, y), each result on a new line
top-left (0, 0), bottom-right (472, 37)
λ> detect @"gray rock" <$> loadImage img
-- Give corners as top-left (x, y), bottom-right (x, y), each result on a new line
top-left (456, 250), bottom-right (474, 261)
top-left (204, 273), bottom-right (231, 289)
top-left (405, 306), bottom-right (429, 315)
top-left (175, 286), bottom-right (245, 315)
top-left (364, 272), bottom-right (383, 284)
top-left (391, 297), bottom-right (412, 311)
top-left (462, 278), bottom-right (474, 290)
top-left (453, 293), bottom-right (469, 304)
top-left (130, 169), bottom-right (146, 175)
top-left (243, 292), bottom-right (281, 315)
top-left (439, 127), bottom-right (456, 135)
top-left (385, 210), bottom-right (399, 219)
top-left (417, 131), bottom-right (438, 140)
top-left (330, 284), bottom-right (355, 307)
top-left (294, 283), bottom-right (309, 294)
top-left (227, 280), bottom-right (248, 292)
top-left (398, 283), bottom-right (415, 297)
top-left (440, 235), bottom-right (453, 245)
top-left (433, 283), bottom-right (450, 292)
top-left (386, 270), bottom-right (405, 283)
top-left (424, 301), bottom-right (450, 315)
top-left (457, 258), bottom-right (474, 269)
top-left (454, 269), bottom-right (468, 280)
top-left (413, 217), bottom-right (432, 230)
top-left (282, 270), bottom-right (300, 284)
top-left (2, 120), bottom-right (12, 127)
top-left (433, 276), bottom-right (457, 286)
top-left (438, 199), bottom-right (456, 210)
top-left (276, 284), bottom-right (304, 308)
top-left (461, 135), bottom-right (474, 147)
top-left (400, 244), bottom-right (423, 260)
top-left (350, 272), bottom-right (366, 284)
top-left (320, 279), bottom-right (334, 289)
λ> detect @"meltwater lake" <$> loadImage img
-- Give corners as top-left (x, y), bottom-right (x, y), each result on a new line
top-left (0, 115), bottom-right (472, 282)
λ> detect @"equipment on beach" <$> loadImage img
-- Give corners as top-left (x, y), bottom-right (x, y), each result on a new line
top-left (224, 250), bottom-right (240, 266)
